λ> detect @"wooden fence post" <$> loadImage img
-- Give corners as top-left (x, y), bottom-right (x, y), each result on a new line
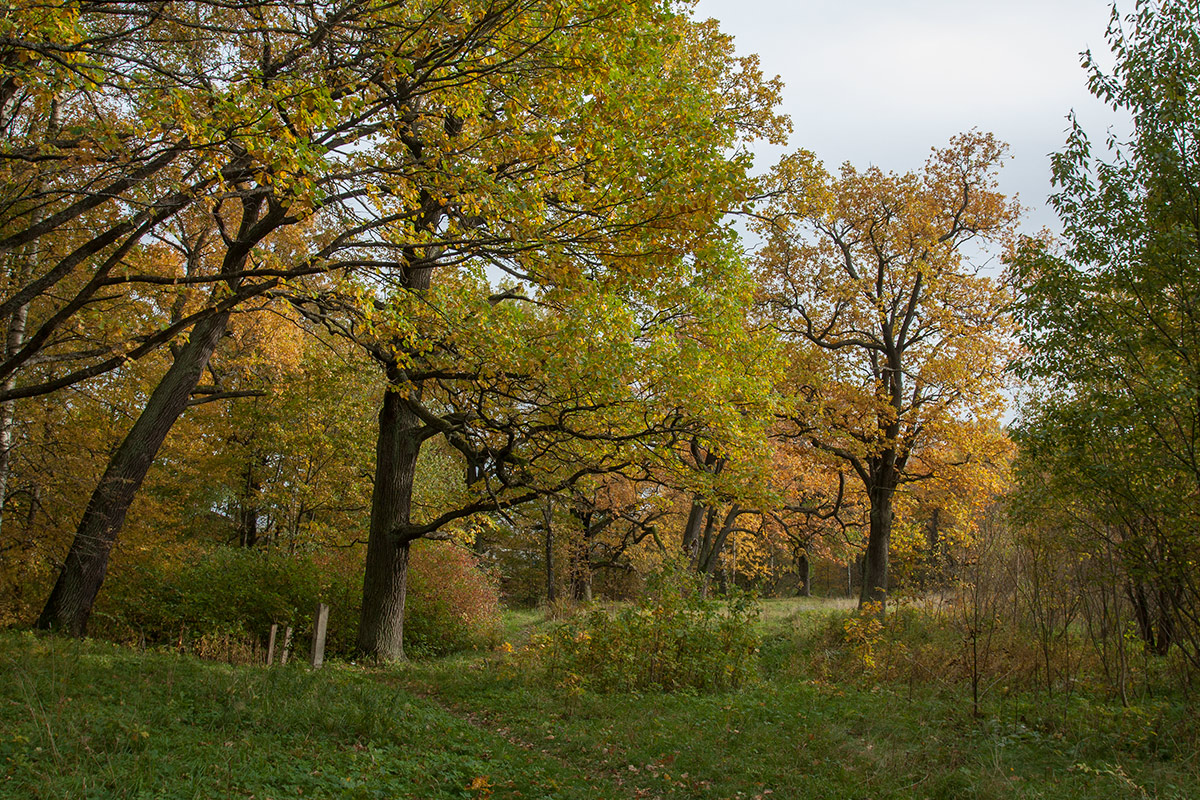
top-left (280, 625), bottom-right (294, 665)
top-left (266, 623), bottom-right (278, 665)
top-left (310, 603), bottom-right (329, 669)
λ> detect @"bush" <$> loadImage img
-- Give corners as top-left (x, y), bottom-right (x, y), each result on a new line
top-left (94, 548), bottom-right (325, 649)
top-left (530, 563), bottom-right (760, 693)
top-left (404, 540), bottom-right (502, 656)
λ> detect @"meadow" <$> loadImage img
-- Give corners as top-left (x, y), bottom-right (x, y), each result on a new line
top-left (3, 598), bottom-right (1197, 800)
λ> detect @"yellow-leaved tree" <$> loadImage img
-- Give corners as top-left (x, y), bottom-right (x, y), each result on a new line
top-left (755, 132), bottom-right (1019, 609)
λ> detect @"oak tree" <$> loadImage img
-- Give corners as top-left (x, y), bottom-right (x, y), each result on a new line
top-left (756, 133), bottom-right (1019, 609)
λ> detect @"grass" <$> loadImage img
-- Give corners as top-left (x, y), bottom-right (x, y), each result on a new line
top-left (400, 597), bottom-right (1200, 799)
top-left (0, 632), bottom-right (626, 799)
top-left (3, 597), bottom-right (1199, 799)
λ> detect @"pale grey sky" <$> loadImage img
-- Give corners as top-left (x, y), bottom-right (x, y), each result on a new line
top-left (694, 0), bottom-right (1125, 232)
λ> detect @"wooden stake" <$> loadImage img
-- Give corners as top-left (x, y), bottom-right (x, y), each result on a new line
top-left (266, 623), bottom-right (278, 665)
top-left (310, 603), bottom-right (329, 669)
top-left (280, 625), bottom-right (293, 665)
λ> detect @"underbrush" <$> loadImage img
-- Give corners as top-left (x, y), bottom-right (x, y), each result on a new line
top-left (524, 565), bottom-right (760, 693)
top-left (774, 597), bottom-right (1200, 776)
top-left (90, 540), bottom-right (500, 660)
top-left (795, 599), bottom-right (1194, 702)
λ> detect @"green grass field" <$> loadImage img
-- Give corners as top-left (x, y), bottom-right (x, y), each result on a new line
top-left (3, 598), bottom-right (1198, 799)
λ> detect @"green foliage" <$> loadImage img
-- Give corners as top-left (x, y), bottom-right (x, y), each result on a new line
top-left (7, 601), bottom-right (1200, 800)
top-left (94, 549), bottom-right (325, 647)
top-left (0, 632), bottom-right (624, 799)
top-left (1009, 0), bottom-right (1200, 673)
top-left (396, 599), bottom-right (1200, 800)
top-left (530, 563), bottom-right (760, 693)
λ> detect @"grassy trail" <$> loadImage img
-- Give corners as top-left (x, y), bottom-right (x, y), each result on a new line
top-left (0, 632), bottom-right (623, 799)
top-left (3, 599), bottom-right (1199, 799)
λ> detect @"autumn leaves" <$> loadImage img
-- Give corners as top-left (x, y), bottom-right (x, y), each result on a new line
top-left (750, 132), bottom-right (1019, 607)
top-left (1, 1), bottom-right (1020, 647)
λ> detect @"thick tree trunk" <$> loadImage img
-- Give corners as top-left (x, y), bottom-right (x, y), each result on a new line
top-left (355, 244), bottom-right (435, 661)
top-left (36, 311), bottom-right (231, 634)
top-left (859, 482), bottom-right (894, 610)
top-left (796, 550), bottom-right (811, 597)
top-left (356, 386), bottom-right (423, 661)
top-left (698, 504), bottom-right (741, 576)
top-left (681, 500), bottom-right (706, 562)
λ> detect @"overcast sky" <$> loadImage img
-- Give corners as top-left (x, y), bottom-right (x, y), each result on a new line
top-left (693, 0), bottom-right (1126, 232)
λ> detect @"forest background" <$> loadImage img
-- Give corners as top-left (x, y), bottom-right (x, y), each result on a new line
top-left (1, 0), bottom-right (1200, 721)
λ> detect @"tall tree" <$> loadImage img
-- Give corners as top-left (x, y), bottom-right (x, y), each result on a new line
top-left (756, 133), bottom-right (1019, 609)
top-left (32, 0), bottom-right (784, 634)
top-left (314, 4), bottom-right (785, 660)
top-left (1010, 0), bottom-right (1200, 665)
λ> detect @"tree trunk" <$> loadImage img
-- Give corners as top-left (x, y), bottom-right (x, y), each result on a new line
top-left (543, 497), bottom-right (555, 604)
top-left (698, 504), bottom-right (741, 576)
top-left (355, 240), bottom-right (437, 661)
top-left (796, 549), bottom-right (811, 598)
top-left (36, 311), bottom-right (231, 634)
top-left (356, 385), bottom-right (423, 661)
top-left (237, 461), bottom-right (261, 547)
top-left (923, 507), bottom-right (941, 590)
top-left (0, 101), bottom-right (58, 539)
top-left (859, 482), bottom-right (894, 610)
top-left (681, 499), bottom-right (706, 562)
top-left (1154, 586), bottom-right (1176, 657)
top-left (569, 532), bottom-right (592, 603)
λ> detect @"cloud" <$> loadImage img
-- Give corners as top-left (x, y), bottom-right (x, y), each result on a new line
top-left (696, 0), bottom-right (1125, 229)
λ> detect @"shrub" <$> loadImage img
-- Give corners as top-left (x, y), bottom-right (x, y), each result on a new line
top-left (94, 541), bottom-right (501, 660)
top-left (94, 548), bottom-right (325, 648)
top-left (530, 563), bottom-right (760, 693)
top-left (404, 540), bottom-right (502, 656)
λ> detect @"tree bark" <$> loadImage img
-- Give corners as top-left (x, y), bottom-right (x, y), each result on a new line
top-left (859, 481), bottom-right (894, 610)
top-left (543, 497), bottom-right (556, 604)
top-left (237, 460), bottom-right (262, 547)
top-left (355, 383), bottom-right (423, 661)
top-left (36, 311), bottom-right (232, 634)
top-left (681, 499), bottom-right (706, 563)
top-left (697, 504), bottom-right (741, 576)
top-left (796, 549), bottom-right (811, 597)
top-left (569, 517), bottom-right (593, 603)
top-left (0, 101), bottom-right (59, 537)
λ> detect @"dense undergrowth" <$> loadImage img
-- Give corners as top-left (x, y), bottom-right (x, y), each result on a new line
top-left (89, 540), bottom-right (500, 660)
top-left (530, 566), bottom-right (760, 693)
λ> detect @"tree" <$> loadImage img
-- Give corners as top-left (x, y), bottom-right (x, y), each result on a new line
top-left (276, 3), bottom-right (786, 660)
top-left (309, 230), bottom-right (778, 658)
top-left (1010, 0), bottom-right (1200, 666)
top-left (756, 132), bottom-right (1020, 609)
top-left (27, 0), bottom-right (791, 636)
top-left (762, 450), bottom-right (862, 597)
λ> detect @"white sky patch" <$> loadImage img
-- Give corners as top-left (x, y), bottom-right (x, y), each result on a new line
top-left (695, 0), bottom-right (1127, 232)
